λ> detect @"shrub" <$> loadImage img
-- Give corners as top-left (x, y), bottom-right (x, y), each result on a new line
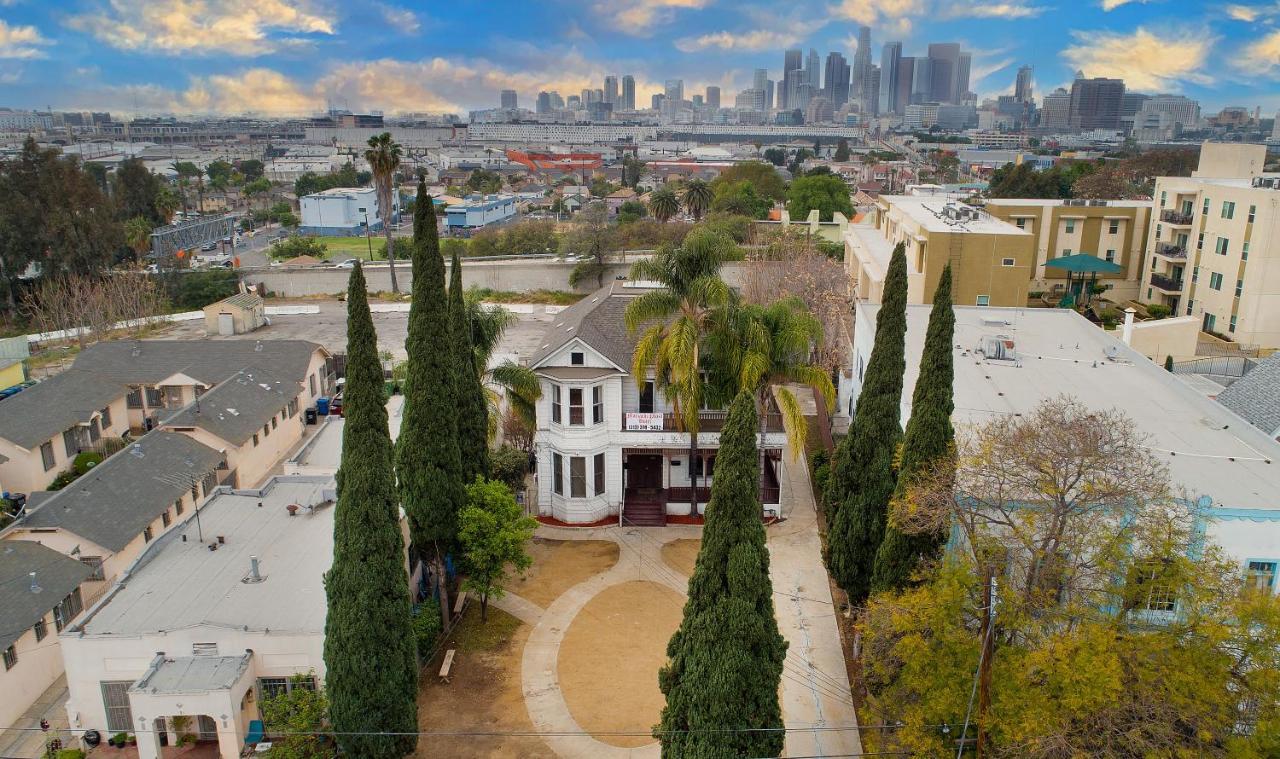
top-left (810, 449), bottom-right (831, 500)
top-left (490, 445), bottom-right (530, 494)
top-left (412, 600), bottom-right (443, 658)
top-left (1146, 303), bottom-right (1171, 319)
top-left (48, 470), bottom-right (79, 491)
top-left (269, 236), bottom-right (329, 261)
top-left (73, 451), bottom-right (103, 475)
top-left (167, 270), bottom-right (239, 310)
top-left (55, 750), bottom-right (85, 759)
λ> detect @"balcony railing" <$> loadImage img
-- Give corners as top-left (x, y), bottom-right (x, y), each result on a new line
top-left (621, 410), bottom-right (784, 433)
top-left (1150, 273), bottom-right (1184, 292)
top-left (1155, 242), bottom-right (1187, 259)
top-left (1160, 210), bottom-right (1194, 225)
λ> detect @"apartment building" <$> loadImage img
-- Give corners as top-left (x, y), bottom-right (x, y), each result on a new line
top-left (846, 195), bottom-right (1035, 307)
top-left (984, 198), bottom-right (1151, 301)
top-left (1141, 143), bottom-right (1280, 348)
top-left (529, 282), bottom-right (788, 526)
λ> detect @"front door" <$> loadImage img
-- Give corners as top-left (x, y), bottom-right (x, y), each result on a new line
top-left (627, 454), bottom-right (663, 490)
top-left (198, 715), bottom-right (217, 741)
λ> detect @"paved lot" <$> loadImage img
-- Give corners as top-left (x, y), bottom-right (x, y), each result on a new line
top-left (155, 300), bottom-right (556, 363)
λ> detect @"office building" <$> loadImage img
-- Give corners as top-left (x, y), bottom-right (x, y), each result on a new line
top-left (863, 66), bottom-right (880, 117)
top-left (806, 96), bottom-right (835, 124)
top-left (1142, 143), bottom-right (1280, 347)
top-left (500, 89), bottom-right (518, 109)
top-left (664, 79), bottom-right (684, 105)
top-left (824, 52), bottom-right (851, 107)
top-left (896, 56), bottom-right (916, 112)
top-left (1041, 87), bottom-right (1072, 129)
top-left (536, 91), bottom-right (553, 114)
top-left (846, 196), bottom-right (1034, 306)
top-left (621, 75), bottom-right (636, 111)
top-left (651, 93), bottom-right (665, 110)
top-left (985, 198), bottom-right (1152, 301)
top-left (567, 95), bottom-right (582, 109)
top-left (807, 48), bottom-right (822, 89)
top-left (1132, 95), bottom-right (1201, 141)
top-left (1015, 65), bottom-right (1034, 103)
top-left (911, 58), bottom-right (934, 105)
top-left (604, 76), bottom-right (618, 105)
top-left (705, 86), bottom-right (721, 109)
top-left (880, 42), bottom-right (904, 115)
top-left (851, 26), bottom-right (873, 106)
top-left (781, 49), bottom-right (802, 109)
top-left (1069, 75), bottom-right (1125, 131)
top-left (587, 100), bottom-right (613, 121)
top-left (752, 68), bottom-right (775, 110)
top-left (735, 88), bottom-right (766, 111)
top-left (927, 43), bottom-right (961, 103)
top-left (956, 53), bottom-right (972, 102)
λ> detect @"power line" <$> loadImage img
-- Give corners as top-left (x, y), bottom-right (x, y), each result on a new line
top-left (0, 722), bottom-right (939, 737)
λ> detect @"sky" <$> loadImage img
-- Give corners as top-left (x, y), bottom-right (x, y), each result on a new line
top-left (0, 0), bottom-right (1276, 117)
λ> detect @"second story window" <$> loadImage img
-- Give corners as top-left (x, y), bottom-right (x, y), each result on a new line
top-left (639, 381), bottom-right (654, 414)
top-left (569, 388), bottom-right (585, 425)
top-left (40, 441), bottom-right (55, 472)
top-left (592, 386), bottom-right (603, 425)
top-left (571, 351), bottom-right (585, 365)
top-left (127, 389), bottom-right (143, 409)
top-left (551, 385), bottom-right (562, 424)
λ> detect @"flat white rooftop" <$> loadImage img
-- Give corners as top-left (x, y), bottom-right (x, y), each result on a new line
top-left (861, 304), bottom-right (1280, 511)
top-left (133, 654), bottom-right (251, 695)
top-left (79, 478), bottom-right (335, 637)
top-left (883, 195), bottom-right (1031, 235)
top-left (846, 223), bottom-right (895, 280)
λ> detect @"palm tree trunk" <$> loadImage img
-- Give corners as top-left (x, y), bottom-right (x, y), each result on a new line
top-left (689, 429), bottom-right (699, 517)
top-left (383, 183), bottom-right (399, 293)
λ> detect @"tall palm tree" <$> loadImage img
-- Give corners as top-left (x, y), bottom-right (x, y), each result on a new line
top-left (365, 133), bottom-right (403, 293)
top-left (706, 296), bottom-right (835, 484)
top-left (123, 216), bottom-right (153, 266)
top-left (154, 186), bottom-right (180, 223)
top-left (681, 178), bottom-right (713, 221)
top-left (649, 186), bottom-right (680, 222)
top-left (625, 227), bottom-right (738, 516)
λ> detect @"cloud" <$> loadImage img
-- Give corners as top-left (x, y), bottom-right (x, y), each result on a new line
top-left (675, 27), bottom-right (806, 52)
top-left (1242, 30), bottom-right (1280, 74)
top-left (1100, 0), bottom-right (1149, 9)
top-left (970, 57), bottom-right (1015, 86)
top-left (1226, 4), bottom-right (1260, 21)
top-left (376, 3), bottom-right (420, 33)
top-left (947, 2), bottom-right (1048, 18)
top-left (0, 19), bottom-right (50, 58)
top-left (830, 0), bottom-right (924, 25)
top-left (591, 0), bottom-right (711, 34)
top-left (65, 0), bottom-right (335, 56)
top-left (1061, 27), bottom-right (1215, 90)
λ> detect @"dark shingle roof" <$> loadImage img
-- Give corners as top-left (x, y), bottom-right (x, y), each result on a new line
top-left (0, 369), bottom-right (126, 450)
top-left (71, 340), bottom-right (322, 387)
top-left (529, 282), bottom-right (649, 370)
top-left (0, 540), bottom-right (92, 649)
top-left (18, 431), bottom-right (223, 552)
top-left (1216, 354), bottom-right (1280, 438)
top-left (161, 366), bottom-right (297, 445)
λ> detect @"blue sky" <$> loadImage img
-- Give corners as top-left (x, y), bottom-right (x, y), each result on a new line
top-left (0, 0), bottom-right (1275, 116)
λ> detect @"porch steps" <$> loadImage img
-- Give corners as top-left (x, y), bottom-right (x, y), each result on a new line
top-left (622, 500), bottom-right (667, 527)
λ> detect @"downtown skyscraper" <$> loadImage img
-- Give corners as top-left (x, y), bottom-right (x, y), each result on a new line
top-left (603, 76), bottom-right (618, 105)
top-left (879, 41), bottom-right (904, 115)
top-left (824, 52), bottom-right (850, 107)
top-left (780, 49), bottom-right (802, 110)
top-left (851, 26), bottom-right (874, 111)
top-left (621, 75), bottom-right (635, 111)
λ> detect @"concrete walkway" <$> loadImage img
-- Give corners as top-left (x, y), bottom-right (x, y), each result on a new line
top-left (0, 675), bottom-right (71, 759)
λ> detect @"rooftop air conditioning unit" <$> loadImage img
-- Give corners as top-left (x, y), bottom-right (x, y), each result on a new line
top-left (979, 334), bottom-right (1017, 361)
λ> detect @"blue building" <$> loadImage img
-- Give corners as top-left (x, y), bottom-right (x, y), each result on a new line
top-left (299, 187), bottom-right (400, 237)
top-left (444, 194), bottom-right (517, 231)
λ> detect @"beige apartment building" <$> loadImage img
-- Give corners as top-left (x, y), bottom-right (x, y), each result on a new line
top-left (984, 198), bottom-right (1151, 302)
top-left (846, 195), bottom-right (1035, 307)
top-left (1141, 143), bottom-right (1280, 348)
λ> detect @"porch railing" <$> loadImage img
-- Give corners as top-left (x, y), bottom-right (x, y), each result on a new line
top-left (622, 410), bottom-right (784, 433)
top-left (666, 482), bottom-right (781, 505)
top-left (1160, 209), bottom-right (1193, 225)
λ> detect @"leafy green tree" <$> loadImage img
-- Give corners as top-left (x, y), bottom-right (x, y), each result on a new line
top-left (710, 181), bottom-right (771, 219)
top-left (365, 132), bottom-right (403, 292)
top-left (114, 158), bottom-right (166, 225)
top-left (323, 262), bottom-right (417, 758)
top-left (762, 147), bottom-right (787, 167)
top-left (871, 265), bottom-right (954, 593)
top-left (562, 201), bottom-right (617, 288)
top-left (457, 477), bottom-right (536, 622)
top-left (656, 392), bottom-right (787, 757)
top-left (680, 178), bottom-right (713, 221)
top-left (627, 227), bottom-right (737, 515)
top-left (826, 243), bottom-right (908, 605)
top-left (396, 182), bottom-right (465, 622)
top-left (205, 160), bottom-right (233, 189)
top-left (260, 673), bottom-right (330, 759)
top-left (786, 173), bottom-right (853, 222)
top-left (617, 200), bottom-right (648, 224)
top-left (589, 177), bottom-right (616, 197)
top-left (787, 147), bottom-right (814, 176)
top-left (269, 237), bottom-right (329, 260)
top-left (648, 186), bottom-right (680, 222)
top-left (242, 177), bottom-right (272, 215)
top-left (834, 138), bottom-right (851, 162)
top-left (488, 445), bottom-right (530, 494)
top-left (450, 249), bottom-right (489, 481)
top-left (238, 158), bottom-right (265, 181)
top-left (466, 169), bottom-right (503, 194)
top-left (710, 160), bottom-right (786, 202)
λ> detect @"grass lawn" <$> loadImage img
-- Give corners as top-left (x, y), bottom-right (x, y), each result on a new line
top-left (306, 235), bottom-right (391, 261)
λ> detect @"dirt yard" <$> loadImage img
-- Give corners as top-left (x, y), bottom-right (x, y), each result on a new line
top-left (504, 538), bottom-right (619, 608)
top-left (416, 607), bottom-right (550, 758)
top-left (661, 538), bottom-right (701, 578)
top-left (556, 581), bottom-right (684, 748)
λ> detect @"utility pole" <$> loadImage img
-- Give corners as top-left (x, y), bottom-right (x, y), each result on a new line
top-left (976, 567), bottom-right (997, 758)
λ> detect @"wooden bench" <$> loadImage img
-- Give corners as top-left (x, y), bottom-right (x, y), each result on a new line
top-left (438, 649), bottom-right (456, 683)
top-left (452, 591), bottom-right (467, 615)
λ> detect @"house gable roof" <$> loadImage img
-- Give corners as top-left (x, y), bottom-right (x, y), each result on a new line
top-left (161, 366), bottom-right (298, 446)
top-left (0, 540), bottom-right (92, 650)
top-left (72, 340), bottom-right (324, 388)
top-left (0, 369), bottom-right (126, 450)
top-left (529, 282), bottom-right (659, 372)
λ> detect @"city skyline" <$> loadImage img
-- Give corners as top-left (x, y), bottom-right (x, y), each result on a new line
top-left (0, 1), bottom-right (1274, 115)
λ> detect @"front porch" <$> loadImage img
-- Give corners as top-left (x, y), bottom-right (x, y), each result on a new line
top-left (621, 448), bottom-right (782, 527)
top-left (125, 654), bottom-right (259, 759)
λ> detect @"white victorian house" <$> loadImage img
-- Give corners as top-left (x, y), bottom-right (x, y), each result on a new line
top-left (529, 282), bottom-right (787, 526)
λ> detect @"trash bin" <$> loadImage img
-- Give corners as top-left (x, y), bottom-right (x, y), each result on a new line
top-left (305, 407), bottom-right (318, 425)
top-left (316, 397), bottom-right (331, 416)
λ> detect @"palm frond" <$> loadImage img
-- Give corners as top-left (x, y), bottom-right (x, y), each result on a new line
top-left (775, 386), bottom-right (809, 456)
top-left (624, 290), bottom-right (680, 332)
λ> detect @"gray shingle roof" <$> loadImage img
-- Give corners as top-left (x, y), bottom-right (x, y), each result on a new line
top-left (210, 293), bottom-right (263, 311)
top-left (1216, 353), bottom-right (1280, 438)
top-left (0, 369), bottom-right (126, 450)
top-left (71, 340), bottom-right (322, 387)
top-left (18, 431), bottom-right (223, 552)
top-left (161, 366), bottom-right (297, 445)
top-left (529, 282), bottom-right (649, 370)
top-left (0, 540), bottom-right (92, 650)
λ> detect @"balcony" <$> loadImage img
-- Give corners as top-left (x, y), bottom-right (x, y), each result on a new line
top-left (1149, 273), bottom-right (1185, 293)
top-left (1160, 210), bottom-right (1194, 225)
top-left (1154, 242), bottom-right (1187, 260)
top-left (622, 409), bottom-right (784, 433)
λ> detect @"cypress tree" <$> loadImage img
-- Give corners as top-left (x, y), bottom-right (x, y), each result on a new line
top-left (871, 264), bottom-right (955, 594)
top-left (656, 392), bottom-right (787, 758)
top-left (825, 243), bottom-right (908, 606)
top-left (395, 182), bottom-right (464, 609)
top-left (449, 248), bottom-right (489, 482)
top-left (324, 262), bottom-right (418, 758)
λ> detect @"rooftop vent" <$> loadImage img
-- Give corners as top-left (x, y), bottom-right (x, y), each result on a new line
top-left (978, 334), bottom-right (1018, 362)
top-left (243, 556), bottom-right (265, 584)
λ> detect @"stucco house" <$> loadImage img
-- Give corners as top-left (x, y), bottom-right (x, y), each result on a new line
top-left (529, 281), bottom-right (786, 526)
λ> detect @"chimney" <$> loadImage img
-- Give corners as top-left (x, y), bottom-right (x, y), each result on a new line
top-left (249, 556), bottom-right (261, 582)
top-left (1121, 307), bottom-right (1136, 345)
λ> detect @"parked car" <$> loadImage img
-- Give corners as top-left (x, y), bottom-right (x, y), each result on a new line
top-left (332, 258), bottom-right (359, 269)
top-left (200, 242), bottom-right (217, 252)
